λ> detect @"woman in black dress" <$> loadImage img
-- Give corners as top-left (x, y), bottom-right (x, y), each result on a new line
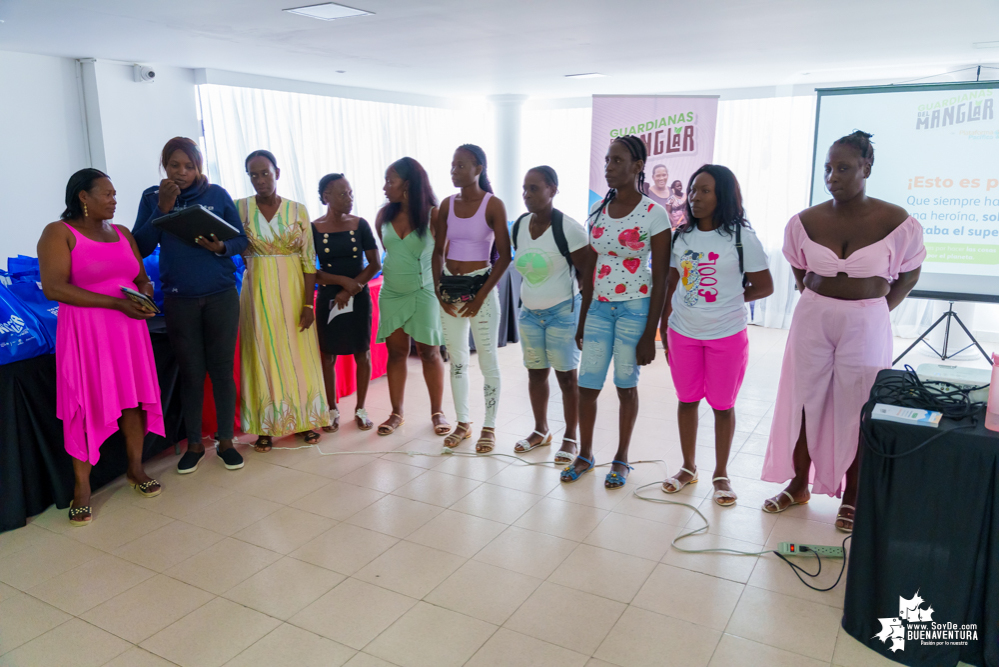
top-left (312, 174), bottom-right (381, 431)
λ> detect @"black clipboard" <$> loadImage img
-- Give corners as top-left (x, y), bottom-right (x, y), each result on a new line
top-left (152, 205), bottom-right (241, 247)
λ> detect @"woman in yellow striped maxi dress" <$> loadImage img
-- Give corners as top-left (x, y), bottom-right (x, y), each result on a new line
top-left (236, 150), bottom-right (330, 451)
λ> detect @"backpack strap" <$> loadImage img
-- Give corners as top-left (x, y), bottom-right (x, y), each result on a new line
top-left (550, 209), bottom-right (578, 311)
top-left (736, 224), bottom-right (748, 287)
top-left (512, 212), bottom-right (531, 253)
top-left (551, 209), bottom-right (572, 266)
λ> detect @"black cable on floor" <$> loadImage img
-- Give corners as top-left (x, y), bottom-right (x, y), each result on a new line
top-left (773, 534), bottom-right (852, 592)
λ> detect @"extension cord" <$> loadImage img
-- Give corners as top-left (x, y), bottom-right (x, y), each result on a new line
top-left (777, 542), bottom-right (845, 558)
top-left (262, 442), bottom-right (850, 589)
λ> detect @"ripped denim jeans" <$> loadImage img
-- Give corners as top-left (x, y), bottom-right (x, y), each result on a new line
top-left (440, 267), bottom-right (501, 427)
top-left (578, 298), bottom-right (650, 390)
top-left (519, 295), bottom-right (581, 372)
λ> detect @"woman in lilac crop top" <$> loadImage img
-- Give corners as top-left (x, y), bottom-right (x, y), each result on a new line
top-left (432, 144), bottom-right (512, 454)
top-left (762, 131), bottom-right (925, 532)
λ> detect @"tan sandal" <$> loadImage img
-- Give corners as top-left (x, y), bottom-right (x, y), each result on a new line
top-left (378, 413), bottom-right (405, 436)
top-left (432, 412), bottom-right (452, 436)
top-left (444, 422), bottom-right (472, 448)
top-left (475, 427), bottom-right (496, 454)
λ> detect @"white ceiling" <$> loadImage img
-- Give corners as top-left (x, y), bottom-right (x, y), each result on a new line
top-left (2, 0), bottom-right (998, 98)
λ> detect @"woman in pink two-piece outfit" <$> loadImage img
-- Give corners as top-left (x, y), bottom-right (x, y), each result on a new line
top-left (38, 169), bottom-right (165, 527)
top-left (761, 131), bottom-right (924, 532)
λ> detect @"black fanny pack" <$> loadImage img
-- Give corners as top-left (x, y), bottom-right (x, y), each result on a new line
top-left (439, 272), bottom-right (489, 303)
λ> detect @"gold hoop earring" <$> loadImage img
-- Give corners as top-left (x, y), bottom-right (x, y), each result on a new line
top-left (83, 202), bottom-right (89, 219)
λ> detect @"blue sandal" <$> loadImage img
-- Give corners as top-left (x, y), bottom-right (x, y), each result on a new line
top-left (560, 455), bottom-right (595, 483)
top-left (604, 460), bottom-right (634, 489)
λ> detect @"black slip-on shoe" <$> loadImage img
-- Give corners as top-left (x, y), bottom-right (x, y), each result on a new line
top-left (177, 449), bottom-right (205, 474)
top-left (216, 444), bottom-right (244, 470)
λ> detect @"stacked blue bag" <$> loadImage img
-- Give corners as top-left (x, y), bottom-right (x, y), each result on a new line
top-left (0, 260), bottom-right (52, 365)
top-left (4, 256), bottom-right (59, 350)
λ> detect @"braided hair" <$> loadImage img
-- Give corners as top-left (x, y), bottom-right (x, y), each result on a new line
top-left (833, 130), bottom-right (875, 167)
top-left (587, 135), bottom-right (648, 225)
top-left (528, 165), bottom-right (558, 189)
top-left (457, 144), bottom-right (493, 193)
top-left (318, 173), bottom-right (345, 204)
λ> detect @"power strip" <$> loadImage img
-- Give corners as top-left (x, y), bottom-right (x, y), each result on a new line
top-left (777, 542), bottom-right (845, 559)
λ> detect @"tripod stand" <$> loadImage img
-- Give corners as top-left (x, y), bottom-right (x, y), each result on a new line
top-left (893, 301), bottom-right (992, 365)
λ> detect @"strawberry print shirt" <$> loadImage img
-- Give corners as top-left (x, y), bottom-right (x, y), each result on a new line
top-left (588, 196), bottom-right (671, 302)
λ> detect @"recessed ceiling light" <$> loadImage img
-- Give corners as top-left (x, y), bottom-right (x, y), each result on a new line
top-left (565, 73), bottom-right (605, 79)
top-left (284, 2), bottom-right (372, 20)
top-left (973, 41), bottom-right (999, 49)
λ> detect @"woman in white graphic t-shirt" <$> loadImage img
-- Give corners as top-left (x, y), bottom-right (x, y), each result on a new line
top-left (511, 166), bottom-right (595, 463)
top-left (659, 164), bottom-right (774, 506)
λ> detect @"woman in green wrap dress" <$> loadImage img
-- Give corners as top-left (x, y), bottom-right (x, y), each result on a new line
top-left (375, 157), bottom-right (451, 437)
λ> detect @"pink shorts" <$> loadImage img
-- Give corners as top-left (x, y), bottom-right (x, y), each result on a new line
top-left (667, 328), bottom-right (749, 410)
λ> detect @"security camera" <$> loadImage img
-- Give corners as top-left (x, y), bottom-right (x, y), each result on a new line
top-left (133, 65), bottom-right (156, 83)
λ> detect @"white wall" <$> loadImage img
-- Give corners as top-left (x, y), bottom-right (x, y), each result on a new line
top-left (0, 50), bottom-right (89, 259)
top-left (0, 54), bottom-right (202, 261)
top-left (95, 62), bottom-right (201, 228)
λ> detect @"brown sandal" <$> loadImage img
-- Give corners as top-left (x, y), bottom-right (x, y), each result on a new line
top-left (254, 436), bottom-right (273, 453)
top-left (299, 430), bottom-right (321, 444)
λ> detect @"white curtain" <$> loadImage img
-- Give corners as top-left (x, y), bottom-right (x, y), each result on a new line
top-left (518, 105), bottom-right (594, 224)
top-left (713, 95), bottom-right (815, 329)
top-left (197, 84), bottom-right (495, 233)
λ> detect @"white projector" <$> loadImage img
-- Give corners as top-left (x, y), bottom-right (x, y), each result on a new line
top-left (915, 363), bottom-right (991, 403)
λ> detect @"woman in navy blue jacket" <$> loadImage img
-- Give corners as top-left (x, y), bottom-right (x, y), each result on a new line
top-left (133, 137), bottom-right (249, 474)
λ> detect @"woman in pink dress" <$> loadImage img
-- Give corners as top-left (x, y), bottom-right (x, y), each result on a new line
top-left (38, 169), bottom-right (165, 526)
top-left (761, 132), bottom-right (924, 532)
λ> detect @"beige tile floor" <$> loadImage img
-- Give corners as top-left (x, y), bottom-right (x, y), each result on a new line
top-left (0, 327), bottom-right (975, 666)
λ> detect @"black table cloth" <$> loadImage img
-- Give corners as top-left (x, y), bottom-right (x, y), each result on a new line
top-left (843, 369), bottom-right (998, 667)
top-left (0, 326), bottom-right (184, 533)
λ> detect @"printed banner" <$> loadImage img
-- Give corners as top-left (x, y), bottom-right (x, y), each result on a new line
top-left (589, 95), bottom-right (719, 228)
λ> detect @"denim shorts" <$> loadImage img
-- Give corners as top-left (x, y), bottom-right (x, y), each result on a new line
top-left (578, 298), bottom-right (650, 390)
top-left (519, 295), bottom-right (581, 372)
